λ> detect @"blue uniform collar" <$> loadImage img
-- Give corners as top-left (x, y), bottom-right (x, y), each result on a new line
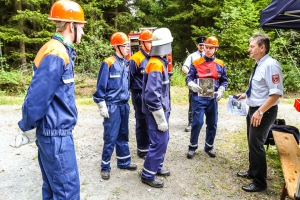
top-left (113, 53), bottom-right (129, 66)
top-left (203, 55), bottom-right (215, 62)
top-left (140, 48), bottom-right (151, 59)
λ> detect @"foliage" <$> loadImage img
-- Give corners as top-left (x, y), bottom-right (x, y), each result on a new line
top-left (0, 68), bottom-right (31, 95)
top-left (0, 0), bottom-right (299, 94)
top-left (170, 62), bottom-right (186, 87)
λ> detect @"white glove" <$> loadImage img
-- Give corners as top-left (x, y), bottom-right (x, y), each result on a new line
top-left (188, 81), bottom-right (202, 93)
top-left (10, 128), bottom-right (36, 148)
top-left (97, 101), bottom-right (109, 118)
top-left (152, 108), bottom-right (168, 132)
top-left (215, 86), bottom-right (225, 102)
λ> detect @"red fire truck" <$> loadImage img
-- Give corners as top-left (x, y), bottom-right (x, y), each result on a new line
top-left (127, 27), bottom-right (173, 76)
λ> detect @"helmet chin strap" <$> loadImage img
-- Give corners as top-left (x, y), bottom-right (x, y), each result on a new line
top-left (117, 46), bottom-right (125, 58)
top-left (73, 22), bottom-right (77, 44)
top-left (142, 41), bottom-right (150, 53)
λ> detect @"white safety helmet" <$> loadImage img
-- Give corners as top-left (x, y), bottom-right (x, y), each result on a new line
top-left (150, 28), bottom-right (173, 56)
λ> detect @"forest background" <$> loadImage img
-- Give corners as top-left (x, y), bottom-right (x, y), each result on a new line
top-left (0, 0), bottom-right (299, 97)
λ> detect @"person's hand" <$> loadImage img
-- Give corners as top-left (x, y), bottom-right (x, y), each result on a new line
top-left (215, 86), bottom-right (225, 102)
top-left (152, 108), bottom-right (168, 132)
top-left (251, 110), bottom-right (263, 127)
top-left (97, 101), bottom-right (109, 118)
top-left (10, 128), bottom-right (36, 148)
top-left (188, 81), bottom-right (202, 93)
top-left (237, 93), bottom-right (246, 100)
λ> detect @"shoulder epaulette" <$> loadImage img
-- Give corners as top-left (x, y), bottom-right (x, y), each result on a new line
top-left (34, 39), bottom-right (69, 68)
top-left (145, 57), bottom-right (164, 73)
top-left (192, 57), bottom-right (206, 66)
top-left (214, 58), bottom-right (225, 67)
top-left (131, 51), bottom-right (146, 67)
top-left (104, 56), bottom-right (117, 67)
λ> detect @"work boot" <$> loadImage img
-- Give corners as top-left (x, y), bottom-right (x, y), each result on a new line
top-left (138, 154), bottom-right (146, 160)
top-left (141, 178), bottom-right (164, 188)
top-left (156, 169), bottom-right (170, 177)
top-left (123, 164), bottom-right (137, 171)
top-left (101, 171), bottom-right (110, 180)
top-left (187, 150), bottom-right (195, 159)
top-left (205, 149), bottom-right (216, 158)
top-left (185, 125), bottom-right (191, 132)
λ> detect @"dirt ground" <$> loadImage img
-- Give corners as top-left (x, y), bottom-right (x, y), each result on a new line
top-left (0, 100), bottom-right (299, 200)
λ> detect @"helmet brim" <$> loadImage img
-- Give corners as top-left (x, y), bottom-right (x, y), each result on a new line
top-left (48, 17), bottom-right (87, 23)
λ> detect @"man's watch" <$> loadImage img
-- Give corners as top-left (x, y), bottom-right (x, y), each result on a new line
top-left (257, 109), bottom-right (264, 116)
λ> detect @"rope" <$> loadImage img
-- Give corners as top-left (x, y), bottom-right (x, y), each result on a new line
top-left (275, 29), bottom-right (300, 76)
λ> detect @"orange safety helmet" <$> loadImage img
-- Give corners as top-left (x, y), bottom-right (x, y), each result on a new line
top-left (110, 32), bottom-right (129, 46)
top-left (48, 0), bottom-right (86, 23)
top-left (205, 36), bottom-right (219, 47)
top-left (139, 30), bottom-right (153, 41)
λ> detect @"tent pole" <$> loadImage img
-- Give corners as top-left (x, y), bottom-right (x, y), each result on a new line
top-left (275, 29), bottom-right (300, 76)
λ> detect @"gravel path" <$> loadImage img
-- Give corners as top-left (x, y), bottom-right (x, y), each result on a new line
top-left (0, 101), bottom-right (299, 200)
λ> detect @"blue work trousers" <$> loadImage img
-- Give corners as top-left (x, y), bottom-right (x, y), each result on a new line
top-left (189, 96), bottom-right (218, 151)
top-left (246, 105), bottom-right (278, 188)
top-left (36, 134), bottom-right (80, 200)
top-left (101, 103), bottom-right (131, 172)
top-left (141, 112), bottom-right (170, 180)
top-left (131, 90), bottom-right (149, 157)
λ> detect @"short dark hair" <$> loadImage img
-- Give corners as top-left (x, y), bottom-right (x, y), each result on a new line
top-left (250, 34), bottom-right (270, 54)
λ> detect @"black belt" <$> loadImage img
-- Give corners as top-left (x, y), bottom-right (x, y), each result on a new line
top-left (249, 105), bottom-right (278, 109)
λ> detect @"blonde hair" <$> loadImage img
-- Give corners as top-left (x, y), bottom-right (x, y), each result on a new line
top-left (55, 21), bottom-right (67, 32)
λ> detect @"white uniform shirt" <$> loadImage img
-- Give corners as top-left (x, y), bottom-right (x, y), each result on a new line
top-left (183, 51), bottom-right (204, 69)
top-left (246, 54), bottom-right (283, 107)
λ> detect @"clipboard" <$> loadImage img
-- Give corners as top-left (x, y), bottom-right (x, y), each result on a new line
top-left (197, 78), bottom-right (214, 98)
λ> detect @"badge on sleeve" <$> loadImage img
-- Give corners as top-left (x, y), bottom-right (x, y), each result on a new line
top-left (272, 74), bottom-right (280, 84)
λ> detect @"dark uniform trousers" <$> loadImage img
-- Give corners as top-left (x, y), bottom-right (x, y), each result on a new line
top-left (246, 105), bottom-right (278, 188)
top-left (188, 89), bottom-right (193, 125)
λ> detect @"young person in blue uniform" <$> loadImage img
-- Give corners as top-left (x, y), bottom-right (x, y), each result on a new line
top-left (17, 1), bottom-right (86, 199)
top-left (236, 34), bottom-right (283, 192)
top-left (182, 36), bottom-right (206, 132)
top-left (129, 29), bottom-right (153, 159)
top-left (186, 36), bottom-right (228, 159)
top-left (140, 28), bottom-right (173, 188)
top-left (93, 32), bottom-right (137, 180)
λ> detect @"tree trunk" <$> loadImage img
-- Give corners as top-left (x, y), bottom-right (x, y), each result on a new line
top-left (16, 1), bottom-right (26, 65)
top-left (114, 7), bottom-right (118, 29)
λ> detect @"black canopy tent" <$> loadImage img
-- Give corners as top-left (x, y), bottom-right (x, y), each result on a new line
top-left (260, 0), bottom-right (300, 29)
top-left (259, 0), bottom-right (300, 94)
top-left (260, 0), bottom-right (300, 76)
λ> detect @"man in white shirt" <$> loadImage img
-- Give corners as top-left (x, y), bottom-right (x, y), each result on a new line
top-left (236, 34), bottom-right (283, 192)
top-left (182, 36), bottom-right (206, 132)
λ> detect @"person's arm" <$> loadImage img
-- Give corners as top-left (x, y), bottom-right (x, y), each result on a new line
top-left (182, 65), bottom-right (189, 74)
top-left (18, 55), bottom-right (65, 131)
top-left (186, 64), bottom-right (196, 85)
top-left (182, 54), bottom-right (192, 74)
top-left (145, 63), bottom-right (163, 112)
top-left (251, 60), bottom-right (283, 127)
top-left (128, 58), bottom-right (138, 89)
top-left (93, 62), bottom-right (109, 104)
top-left (251, 94), bottom-right (281, 127)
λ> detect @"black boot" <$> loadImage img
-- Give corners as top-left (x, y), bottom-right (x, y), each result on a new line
top-left (141, 178), bottom-right (164, 188)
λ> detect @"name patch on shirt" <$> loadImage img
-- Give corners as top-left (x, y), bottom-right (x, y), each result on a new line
top-left (272, 74), bottom-right (280, 84)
